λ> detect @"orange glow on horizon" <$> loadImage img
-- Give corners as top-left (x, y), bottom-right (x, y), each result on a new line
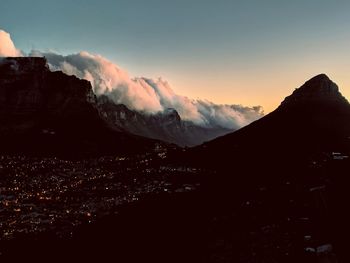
top-left (167, 70), bottom-right (350, 115)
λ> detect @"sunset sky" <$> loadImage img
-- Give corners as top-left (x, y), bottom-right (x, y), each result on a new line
top-left (1, 0), bottom-right (350, 113)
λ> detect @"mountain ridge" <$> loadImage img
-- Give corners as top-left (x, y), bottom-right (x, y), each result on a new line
top-left (98, 95), bottom-right (232, 147)
top-left (0, 57), bottom-right (163, 156)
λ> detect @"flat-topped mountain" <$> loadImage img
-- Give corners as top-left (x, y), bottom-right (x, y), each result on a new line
top-left (0, 57), bottom-right (161, 156)
top-left (0, 56), bottom-right (233, 151)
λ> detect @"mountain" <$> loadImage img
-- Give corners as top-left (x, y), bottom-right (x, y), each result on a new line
top-left (98, 95), bottom-right (232, 147)
top-left (0, 57), bottom-right (162, 156)
top-left (175, 74), bottom-right (350, 262)
top-left (186, 74), bottom-right (350, 168)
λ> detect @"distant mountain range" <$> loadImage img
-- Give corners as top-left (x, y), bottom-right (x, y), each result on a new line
top-left (98, 95), bottom-right (232, 147)
top-left (1, 57), bottom-right (349, 159)
top-left (0, 56), bottom-right (234, 155)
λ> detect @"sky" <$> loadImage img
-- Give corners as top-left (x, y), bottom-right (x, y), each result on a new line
top-left (1, 0), bottom-right (350, 113)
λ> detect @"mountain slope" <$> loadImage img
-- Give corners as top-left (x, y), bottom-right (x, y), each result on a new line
top-left (177, 74), bottom-right (350, 262)
top-left (188, 74), bottom-right (350, 168)
top-left (98, 95), bottom-right (232, 147)
top-left (0, 57), bottom-right (162, 156)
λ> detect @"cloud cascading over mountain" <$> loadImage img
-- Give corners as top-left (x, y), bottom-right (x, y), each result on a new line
top-left (30, 51), bottom-right (264, 129)
top-left (1, 29), bottom-right (263, 130)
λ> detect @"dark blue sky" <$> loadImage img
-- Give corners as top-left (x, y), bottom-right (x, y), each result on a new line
top-left (1, 0), bottom-right (350, 111)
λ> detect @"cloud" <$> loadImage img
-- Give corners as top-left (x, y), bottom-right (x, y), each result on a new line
top-left (30, 50), bottom-right (264, 129)
top-left (0, 29), bottom-right (22, 57)
top-left (0, 28), bottom-right (262, 129)
top-left (30, 51), bottom-right (163, 113)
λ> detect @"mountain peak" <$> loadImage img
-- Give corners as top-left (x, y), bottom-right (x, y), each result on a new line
top-left (279, 74), bottom-right (348, 108)
top-left (309, 73), bottom-right (330, 81)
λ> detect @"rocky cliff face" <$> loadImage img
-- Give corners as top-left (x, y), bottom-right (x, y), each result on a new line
top-left (0, 57), bottom-right (160, 155)
top-left (98, 95), bottom-right (232, 147)
top-left (0, 57), bottom-right (98, 133)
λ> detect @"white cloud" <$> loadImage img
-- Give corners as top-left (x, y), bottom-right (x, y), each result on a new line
top-left (30, 50), bottom-right (264, 129)
top-left (0, 28), bottom-right (264, 130)
top-left (0, 29), bottom-right (22, 57)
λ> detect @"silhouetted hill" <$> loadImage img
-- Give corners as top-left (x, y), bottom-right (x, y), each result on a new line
top-left (187, 74), bottom-right (350, 169)
top-left (0, 57), bottom-right (163, 156)
top-left (177, 74), bottom-right (350, 262)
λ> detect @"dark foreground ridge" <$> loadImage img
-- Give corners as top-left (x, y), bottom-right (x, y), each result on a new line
top-left (172, 73), bottom-right (350, 262)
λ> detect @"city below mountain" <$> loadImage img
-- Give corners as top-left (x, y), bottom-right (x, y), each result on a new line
top-left (2, 3), bottom-right (349, 262)
top-left (0, 57), bottom-right (349, 263)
